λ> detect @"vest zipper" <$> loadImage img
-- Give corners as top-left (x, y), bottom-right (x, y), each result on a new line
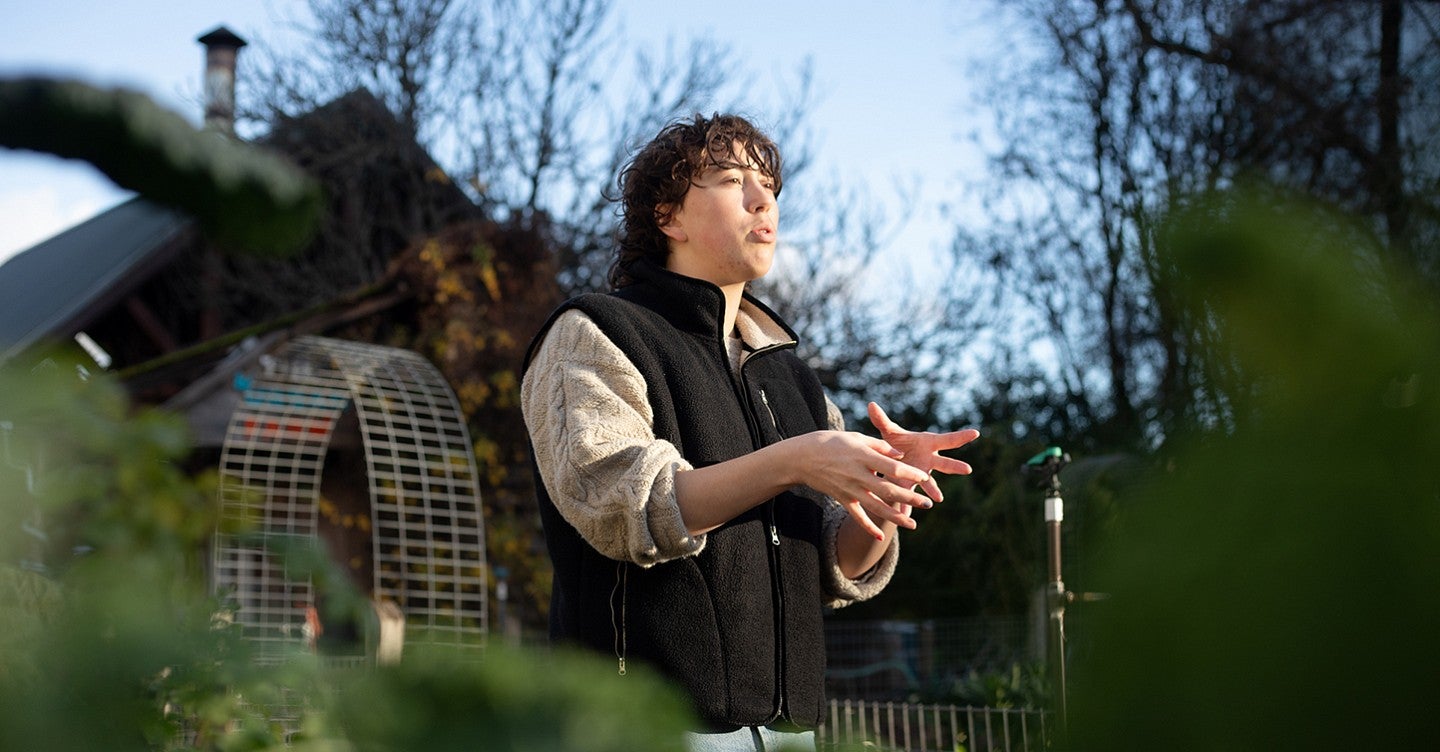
top-left (759, 388), bottom-right (784, 547)
top-left (767, 500), bottom-right (787, 721)
top-left (758, 388), bottom-right (781, 436)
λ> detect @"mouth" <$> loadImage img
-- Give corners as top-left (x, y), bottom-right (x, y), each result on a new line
top-left (751, 225), bottom-right (776, 242)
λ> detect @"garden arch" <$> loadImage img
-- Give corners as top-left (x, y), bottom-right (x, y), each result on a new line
top-left (211, 335), bottom-right (487, 662)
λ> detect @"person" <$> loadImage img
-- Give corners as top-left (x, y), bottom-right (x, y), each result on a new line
top-left (520, 113), bottom-right (979, 751)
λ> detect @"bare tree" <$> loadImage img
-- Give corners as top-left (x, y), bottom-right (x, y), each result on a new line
top-left (1124, 0), bottom-right (1440, 277)
top-left (291, 0), bottom-right (481, 139)
top-left (456, 0), bottom-right (611, 219)
top-left (957, 0), bottom-right (1440, 449)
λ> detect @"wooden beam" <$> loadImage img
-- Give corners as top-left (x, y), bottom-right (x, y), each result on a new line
top-left (124, 294), bottom-right (179, 353)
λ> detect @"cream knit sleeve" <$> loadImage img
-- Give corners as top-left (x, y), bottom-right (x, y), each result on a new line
top-left (816, 395), bottom-right (901, 608)
top-left (520, 309), bottom-right (703, 566)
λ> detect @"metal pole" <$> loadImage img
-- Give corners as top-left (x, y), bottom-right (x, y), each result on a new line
top-left (1045, 481), bottom-right (1068, 730)
top-left (1025, 447), bottom-right (1071, 740)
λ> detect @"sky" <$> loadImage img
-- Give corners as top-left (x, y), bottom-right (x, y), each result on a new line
top-left (0, 0), bottom-right (1008, 271)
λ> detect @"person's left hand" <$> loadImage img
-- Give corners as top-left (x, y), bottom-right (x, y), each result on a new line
top-left (867, 402), bottom-right (980, 504)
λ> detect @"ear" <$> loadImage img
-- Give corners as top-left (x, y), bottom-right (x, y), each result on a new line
top-left (657, 203), bottom-right (687, 243)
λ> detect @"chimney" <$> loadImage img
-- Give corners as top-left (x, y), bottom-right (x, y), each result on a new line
top-left (197, 26), bottom-right (248, 135)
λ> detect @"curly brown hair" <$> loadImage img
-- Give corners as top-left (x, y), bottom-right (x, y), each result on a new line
top-left (609, 113), bottom-right (782, 288)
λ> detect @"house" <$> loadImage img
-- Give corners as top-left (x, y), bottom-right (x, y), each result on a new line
top-left (0, 26), bottom-right (559, 661)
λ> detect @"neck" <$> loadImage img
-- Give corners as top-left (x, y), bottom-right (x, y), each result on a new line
top-left (717, 282), bottom-right (744, 337)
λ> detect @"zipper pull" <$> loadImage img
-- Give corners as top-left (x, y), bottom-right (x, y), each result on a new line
top-left (770, 524), bottom-right (780, 546)
top-left (759, 388), bottom-right (780, 432)
top-left (618, 658), bottom-right (626, 676)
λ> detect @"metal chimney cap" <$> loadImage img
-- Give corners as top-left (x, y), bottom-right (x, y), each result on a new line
top-left (197, 26), bottom-right (248, 50)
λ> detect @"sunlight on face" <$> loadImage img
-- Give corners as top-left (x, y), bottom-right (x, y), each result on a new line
top-left (662, 142), bottom-right (779, 289)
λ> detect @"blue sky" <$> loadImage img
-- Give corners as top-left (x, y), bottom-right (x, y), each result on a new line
top-left (0, 0), bottom-right (1006, 269)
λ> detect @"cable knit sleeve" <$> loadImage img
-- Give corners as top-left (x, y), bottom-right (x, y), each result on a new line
top-left (816, 394), bottom-right (900, 609)
top-left (521, 309), bottom-right (704, 566)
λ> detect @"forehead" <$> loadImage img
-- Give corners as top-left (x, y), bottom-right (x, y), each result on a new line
top-left (699, 138), bottom-right (773, 175)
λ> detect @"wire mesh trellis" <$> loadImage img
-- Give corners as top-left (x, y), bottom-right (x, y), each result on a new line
top-left (212, 335), bottom-right (487, 663)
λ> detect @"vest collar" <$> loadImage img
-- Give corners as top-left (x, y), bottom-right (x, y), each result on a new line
top-left (623, 259), bottom-right (799, 350)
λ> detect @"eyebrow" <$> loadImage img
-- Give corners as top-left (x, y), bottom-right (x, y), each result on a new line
top-left (700, 161), bottom-right (769, 180)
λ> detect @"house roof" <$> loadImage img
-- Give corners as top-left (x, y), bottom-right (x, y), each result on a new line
top-left (0, 88), bottom-right (478, 372)
top-left (0, 197), bottom-right (191, 364)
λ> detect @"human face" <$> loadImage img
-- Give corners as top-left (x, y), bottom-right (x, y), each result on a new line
top-left (659, 147), bottom-right (778, 290)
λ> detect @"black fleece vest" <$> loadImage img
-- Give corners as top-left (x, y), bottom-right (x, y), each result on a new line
top-left (523, 260), bottom-right (832, 729)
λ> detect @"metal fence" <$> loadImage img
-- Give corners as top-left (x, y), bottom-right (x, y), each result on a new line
top-left (825, 616), bottom-right (1034, 700)
top-left (818, 699), bottom-right (1050, 752)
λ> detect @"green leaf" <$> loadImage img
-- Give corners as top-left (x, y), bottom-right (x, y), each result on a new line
top-left (0, 76), bottom-right (321, 256)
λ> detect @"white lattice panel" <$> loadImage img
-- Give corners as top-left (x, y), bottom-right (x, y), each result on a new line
top-left (213, 336), bottom-right (487, 662)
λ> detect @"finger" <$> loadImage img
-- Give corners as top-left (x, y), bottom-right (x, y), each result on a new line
top-left (873, 477), bottom-right (932, 507)
top-left (878, 457), bottom-right (930, 488)
top-left (860, 492), bottom-right (917, 530)
top-left (862, 435), bottom-right (904, 460)
top-left (841, 499), bottom-right (886, 540)
top-left (867, 402), bottom-right (903, 434)
top-left (872, 467), bottom-right (938, 503)
top-left (869, 475), bottom-right (933, 512)
top-left (932, 428), bottom-right (981, 450)
top-left (931, 456), bottom-right (973, 476)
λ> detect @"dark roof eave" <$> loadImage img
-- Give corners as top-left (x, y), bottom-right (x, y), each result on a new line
top-left (0, 198), bottom-right (194, 365)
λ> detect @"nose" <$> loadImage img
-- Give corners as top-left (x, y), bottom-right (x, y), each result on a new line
top-left (747, 181), bottom-right (775, 214)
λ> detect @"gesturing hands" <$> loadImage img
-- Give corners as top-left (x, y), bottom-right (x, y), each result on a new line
top-left (867, 402), bottom-right (980, 504)
top-left (789, 403), bottom-right (979, 542)
top-left (810, 403), bottom-right (979, 577)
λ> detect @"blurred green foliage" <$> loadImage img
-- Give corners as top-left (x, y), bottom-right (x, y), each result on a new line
top-left (0, 354), bottom-right (695, 751)
top-left (1066, 186), bottom-right (1440, 750)
top-left (0, 76), bottom-right (320, 255)
top-left (1, 353), bottom-right (251, 751)
top-left (941, 663), bottom-right (1051, 711)
top-left (335, 646), bottom-right (692, 752)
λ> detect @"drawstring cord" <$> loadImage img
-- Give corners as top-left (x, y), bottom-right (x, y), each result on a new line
top-left (611, 561), bottom-right (627, 675)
